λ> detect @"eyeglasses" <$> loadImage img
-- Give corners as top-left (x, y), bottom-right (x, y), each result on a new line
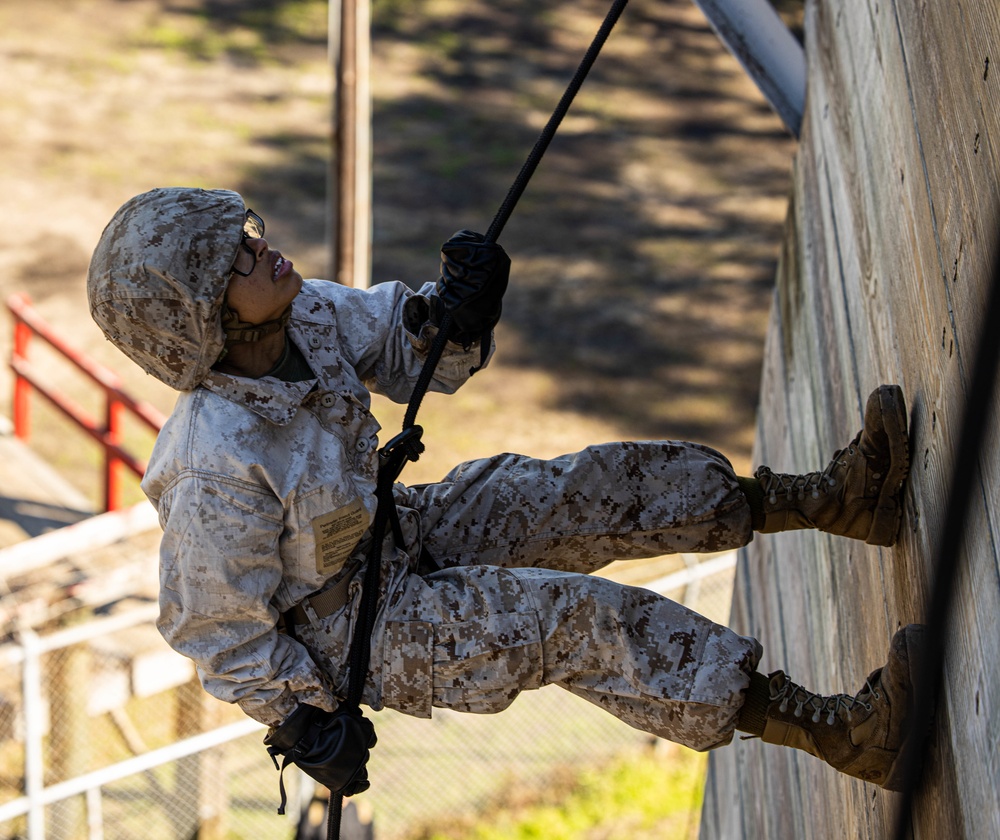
top-left (230, 209), bottom-right (265, 277)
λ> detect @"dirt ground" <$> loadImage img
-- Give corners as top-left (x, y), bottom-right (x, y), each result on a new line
top-left (0, 0), bottom-right (796, 511)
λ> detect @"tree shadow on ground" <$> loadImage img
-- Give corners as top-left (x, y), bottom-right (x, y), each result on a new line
top-left (229, 0), bottom-right (795, 454)
top-left (0, 497), bottom-right (90, 539)
top-left (154, 0), bottom-right (328, 61)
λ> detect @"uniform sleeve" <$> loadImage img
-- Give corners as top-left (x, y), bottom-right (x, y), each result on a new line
top-left (155, 471), bottom-right (336, 726)
top-left (331, 280), bottom-right (494, 403)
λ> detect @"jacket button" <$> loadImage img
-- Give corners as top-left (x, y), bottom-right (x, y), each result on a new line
top-left (309, 336), bottom-right (322, 349)
top-left (355, 439), bottom-right (369, 452)
top-left (320, 393), bottom-right (336, 407)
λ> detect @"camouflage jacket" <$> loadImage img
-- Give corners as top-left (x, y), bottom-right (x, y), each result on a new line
top-left (141, 278), bottom-right (489, 725)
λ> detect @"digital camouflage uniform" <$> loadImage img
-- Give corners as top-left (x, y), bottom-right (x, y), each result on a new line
top-left (88, 187), bottom-right (762, 753)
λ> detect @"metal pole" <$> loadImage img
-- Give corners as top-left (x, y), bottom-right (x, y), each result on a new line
top-left (104, 398), bottom-right (124, 512)
top-left (688, 0), bottom-right (806, 137)
top-left (85, 787), bottom-right (104, 840)
top-left (21, 629), bottom-right (45, 840)
top-left (12, 315), bottom-right (32, 442)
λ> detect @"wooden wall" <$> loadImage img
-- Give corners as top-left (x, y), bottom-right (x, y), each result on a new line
top-left (700, 0), bottom-right (1000, 837)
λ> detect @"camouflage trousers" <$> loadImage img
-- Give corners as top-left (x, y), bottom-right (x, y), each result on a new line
top-left (311, 441), bottom-right (763, 751)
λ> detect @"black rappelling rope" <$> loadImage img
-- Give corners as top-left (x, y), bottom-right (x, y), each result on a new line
top-left (891, 221), bottom-right (1000, 838)
top-left (484, 0), bottom-right (631, 246)
top-left (328, 3), bottom-right (631, 838)
top-left (402, 0), bottom-right (631, 430)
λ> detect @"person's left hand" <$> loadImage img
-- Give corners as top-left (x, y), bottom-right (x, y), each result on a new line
top-left (265, 704), bottom-right (376, 800)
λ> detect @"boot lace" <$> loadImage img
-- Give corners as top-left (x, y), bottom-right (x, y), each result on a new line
top-left (756, 446), bottom-right (852, 504)
top-left (770, 671), bottom-right (880, 726)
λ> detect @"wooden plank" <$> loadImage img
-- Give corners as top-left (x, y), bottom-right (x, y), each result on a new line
top-left (888, 2), bottom-right (1000, 834)
top-left (702, 0), bottom-right (1000, 836)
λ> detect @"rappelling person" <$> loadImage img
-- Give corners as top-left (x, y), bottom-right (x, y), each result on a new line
top-left (87, 186), bottom-right (929, 808)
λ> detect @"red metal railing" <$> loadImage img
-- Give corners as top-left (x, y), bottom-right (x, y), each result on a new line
top-left (7, 292), bottom-right (166, 512)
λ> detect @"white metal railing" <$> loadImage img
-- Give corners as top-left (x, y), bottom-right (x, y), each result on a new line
top-left (642, 551), bottom-right (737, 596)
top-left (0, 605), bottom-right (265, 840)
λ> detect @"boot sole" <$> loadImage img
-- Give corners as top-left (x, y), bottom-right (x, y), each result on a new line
top-left (882, 624), bottom-right (934, 791)
top-left (866, 385), bottom-right (910, 546)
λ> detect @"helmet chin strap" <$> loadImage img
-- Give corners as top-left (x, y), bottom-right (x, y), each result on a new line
top-left (219, 301), bottom-right (293, 349)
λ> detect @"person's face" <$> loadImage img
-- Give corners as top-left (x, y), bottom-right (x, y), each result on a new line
top-left (225, 212), bottom-right (303, 324)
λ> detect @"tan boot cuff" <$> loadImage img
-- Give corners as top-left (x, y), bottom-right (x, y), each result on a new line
top-left (737, 475), bottom-right (766, 531)
top-left (736, 670), bottom-right (771, 737)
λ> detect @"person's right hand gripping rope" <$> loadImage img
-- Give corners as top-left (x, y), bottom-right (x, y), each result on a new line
top-left (431, 230), bottom-right (511, 349)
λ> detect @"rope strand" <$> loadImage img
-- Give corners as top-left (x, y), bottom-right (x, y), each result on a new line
top-left (485, 0), bottom-right (630, 245)
top-left (403, 0), bottom-right (631, 426)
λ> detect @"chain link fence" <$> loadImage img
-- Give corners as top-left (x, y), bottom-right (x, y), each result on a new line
top-left (0, 545), bottom-right (736, 840)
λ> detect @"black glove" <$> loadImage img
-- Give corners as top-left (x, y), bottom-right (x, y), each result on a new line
top-left (432, 230), bottom-right (511, 347)
top-left (264, 704), bottom-right (377, 813)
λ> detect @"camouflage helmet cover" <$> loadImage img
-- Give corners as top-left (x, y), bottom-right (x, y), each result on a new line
top-left (88, 187), bottom-right (245, 391)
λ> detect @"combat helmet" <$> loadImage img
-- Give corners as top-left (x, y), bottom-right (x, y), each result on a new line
top-left (88, 187), bottom-right (246, 391)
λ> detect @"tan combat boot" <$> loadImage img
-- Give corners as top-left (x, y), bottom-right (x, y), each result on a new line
top-left (759, 624), bottom-right (928, 790)
top-left (755, 384), bottom-right (910, 546)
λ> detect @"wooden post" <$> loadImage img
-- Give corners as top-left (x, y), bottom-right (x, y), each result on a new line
top-left (174, 678), bottom-right (227, 840)
top-left (330, 0), bottom-right (372, 289)
top-left (48, 640), bottom-right (90, 840)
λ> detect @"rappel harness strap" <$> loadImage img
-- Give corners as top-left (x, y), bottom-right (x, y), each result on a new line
top-left (325, 2), bottom-right (630, 838)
